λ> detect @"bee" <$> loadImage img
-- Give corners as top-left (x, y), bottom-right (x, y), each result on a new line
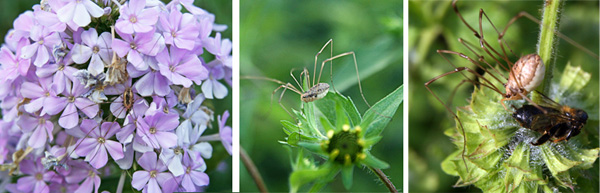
top-left (512, 91), bottom-right (587, 145)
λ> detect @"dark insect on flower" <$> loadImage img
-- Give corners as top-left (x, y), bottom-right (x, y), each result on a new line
top-left (512, 91), bottom-right (588, 145)
top-left (122, 87), bottom-right (134, 112)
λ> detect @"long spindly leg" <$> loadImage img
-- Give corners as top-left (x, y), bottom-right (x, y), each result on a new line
top-left (425, 66), bottom-right (494, 173)
top-left (452, 0), bottom-right (516, 70)
top-left (272, 83), bottom-right (300, 119)
top-left (289, 68), bottom-right (306, 93)
top-left (242, 75), bottom-right (304, 118)
top-left (503, 11), bottom-right (599, 60)
top-left (318, 51), bottom-right (372, 109)
top-left (313, 39), bottom-right (333, 87)
top-left (457, 38), bottom-right (509, 80)
top-left (437, 50), bottom-right (506, 96)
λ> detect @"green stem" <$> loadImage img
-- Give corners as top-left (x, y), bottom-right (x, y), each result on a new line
top-left (368, 167), bottom-right (399, 193)
top-left (241, 147), bottom-right (269, 193)
top-left (116, 171), bottom-right (126, 193)
top-left (535, 0), bottom-right (563, 99)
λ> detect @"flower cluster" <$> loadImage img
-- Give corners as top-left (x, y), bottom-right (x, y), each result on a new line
top-left (0, 0), bottom-right (232, 192)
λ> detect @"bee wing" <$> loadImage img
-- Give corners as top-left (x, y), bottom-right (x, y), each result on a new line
top-left (528, 113), bottom-right (564, 132)
top-left (532, 90), bottom-right (562, 110)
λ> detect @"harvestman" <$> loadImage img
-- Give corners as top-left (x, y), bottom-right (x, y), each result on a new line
top-left (244, 39), bottom-right (374, 119)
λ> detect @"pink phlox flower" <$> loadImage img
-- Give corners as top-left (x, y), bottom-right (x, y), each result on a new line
top-left (57, 79), bottom-right (100, 129)
top-left (72, 28), bottom-right (112, 76)
top-left (64, 160), bottom-right (101, 193)
top-left (33, 5), bottom-right (67, 32)
top-left (179, 94), bottom-right (213, 160)
top-left (11, 11), bottom-right (35, 42)
top-left (131, 151), bottom-right (173, 193)
top-left (16, 157), bottom-right (62, 193)
top-left (35, 59), bottom-right (78, 94)
top-left (115, 143), bottom-right (134, 170)
top-left (203, 32), bottom-right (231, 67)
top-left (20, 26), bottom-right (61, 67)
top-left (151, 90), bottom-right (178, 114)
top-left (187, 121), bottom-right (212, 161)
top-left (115, 0), bottom-right (159, 34)
top-left (133, 61), bottom-right (170, 97)
top-left (136, 103), bottom-right (179, 150)
top-left (181, 93), bottom-right (211, 130)
top-left (218, 111), bottom-right (232, 155)
top-left (160, 114), bottom-right (201, 177)
top-left (0, 95), bottom-right (22, 121)
top-left (20, 77), bottom-right (64, 116)
top-left (162, 153), bottom-right (209, 192)
top-left (74, 119), bottom-right (124, 169)
top-left (156, 46), bottom-right (208, 88)
top-left (201, 59), bottom-right (228, 99)
top-left (166, 0), bottom-right (209, 16)
top-left (0, 40), bottom-right (31, 83)
top-left (112, 30), bottom-right (165, 71)
top-left (56, 0), bottom-right (104, 27)
top-left (160, 8), bottom-right (199, 51)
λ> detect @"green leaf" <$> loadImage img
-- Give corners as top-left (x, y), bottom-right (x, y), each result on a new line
top-left (319, 116), bottom-right (335, 133)
top-left (297, 141), bottom-right (325, 155)
top-left (540, 145), bottom-right (582, 176)
top-left (288, 132), bottom-right (300, 146)
top-left (361, 151), bottom-right (390, 169)
top-left (558, 63), bottom-right (591, 94)
top-left (341, 165), bottom-right (354, 189)
top-left (314, 91), bottom-right (362, 126)
top-left (361, 85), bottom-right (403, 138)
top-left (281, 120), bottom-right (300, 135)
top-left (289, 163), bottom-right (332, 193)
top-left (335, 100), bottom-right (349, 131)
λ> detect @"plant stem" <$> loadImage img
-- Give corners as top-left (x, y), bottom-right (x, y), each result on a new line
top-left (116, 171), bottom-right (126, 193)
top-left (368, 166), bottom-right (398, 193)
top-left (241, 147), bottom-right (269, 193)
top-left (535, 0), bottom-right (563, 98)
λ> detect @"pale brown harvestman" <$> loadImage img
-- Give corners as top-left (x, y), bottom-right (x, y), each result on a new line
top-left (243, 39), bottom-right (374, 119)
top-left (423, 0), bottom-right (598, 173)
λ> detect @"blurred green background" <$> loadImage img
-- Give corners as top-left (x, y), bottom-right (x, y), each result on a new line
top-left (0, 0), bottom-right (232, 192)
top-left (409, 0), bottom-right (599, 192)
top-left (241, 0), bottom-right (402, 192)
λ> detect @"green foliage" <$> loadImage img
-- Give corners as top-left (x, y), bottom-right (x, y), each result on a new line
top-left (442, 64), bottom-right (599, 192)
top-left (282, 85), bottom-right (402, 192)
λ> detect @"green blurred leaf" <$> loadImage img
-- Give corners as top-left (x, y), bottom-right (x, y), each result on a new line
top-left (362, 85), bottom-right (403, 138)
top-left (341, 165), bottom-right (354, 189)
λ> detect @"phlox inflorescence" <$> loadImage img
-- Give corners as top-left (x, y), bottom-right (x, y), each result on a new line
top-left (0, 0), bottom-right (232, 193)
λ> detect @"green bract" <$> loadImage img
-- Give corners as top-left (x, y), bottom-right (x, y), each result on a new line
top-left (441, 64), bottom-right (599, 192)
top-left (280, 84), bottom-right (402, 192)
